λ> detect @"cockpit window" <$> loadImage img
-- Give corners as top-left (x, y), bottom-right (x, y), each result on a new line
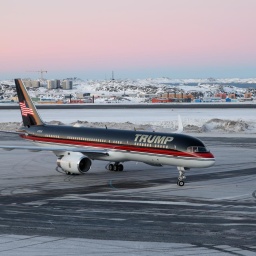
top-left (187, 146), bottom-right (210, 153)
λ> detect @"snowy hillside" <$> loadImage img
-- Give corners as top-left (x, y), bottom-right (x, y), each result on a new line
top-left (1, 77), bottom-right (256, 103)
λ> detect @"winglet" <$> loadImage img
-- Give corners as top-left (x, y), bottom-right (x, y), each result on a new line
top-left (175, 115), bottom-right (183, 133)
top-left (15, 79), bottom-right (44, 127)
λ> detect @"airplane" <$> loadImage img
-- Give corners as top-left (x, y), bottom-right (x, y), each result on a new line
top-left (0, 79), bottom-right (215, 186)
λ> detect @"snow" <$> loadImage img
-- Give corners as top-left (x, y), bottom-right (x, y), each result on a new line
top-left (1, 108), bottom-right (256, 135)
top-left (2, 77), bottom-right (256, 104)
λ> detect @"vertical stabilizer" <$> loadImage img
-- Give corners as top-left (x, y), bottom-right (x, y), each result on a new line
top-left (15, 79), bottom-right (44, 127)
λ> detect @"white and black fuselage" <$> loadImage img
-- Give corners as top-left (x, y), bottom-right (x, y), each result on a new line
top-left (20, 124), bottom-right (215, 169)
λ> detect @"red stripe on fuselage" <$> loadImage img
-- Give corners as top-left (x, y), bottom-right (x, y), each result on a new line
top-left (21, 134), bottom-right (214, 159)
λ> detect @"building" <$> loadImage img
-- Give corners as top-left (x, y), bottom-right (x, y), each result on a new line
top-left (55, 79), bottom-right (61, 88)
top-left (23, 80), bottom-right (40, 88)
top-left (62, 80), bottom-right (73, 90)
top-left (47, 80), bottom-right (57, 89)
top-left (152, 98), bottom-right (173, 103)
top-left (31, 80), bottom-right (40, 88)
top-left (23, 80), bottom-right (31, 88)
top-left (215, 93), bottom-right (227, 99)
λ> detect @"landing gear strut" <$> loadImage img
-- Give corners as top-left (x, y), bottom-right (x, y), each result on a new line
top-left (177, 167), bottom-right (189, 186)
top-left (107, 162), bottom-right (124, 172)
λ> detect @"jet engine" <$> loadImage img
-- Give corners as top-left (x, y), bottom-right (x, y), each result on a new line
top-left (57, 152), bottom-right (92, 174)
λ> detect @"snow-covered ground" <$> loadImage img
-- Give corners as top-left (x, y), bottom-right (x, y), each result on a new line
top-left (2, 77), bottom-right (256, 103)
top-left (1, 108), bottom-right (256, 135)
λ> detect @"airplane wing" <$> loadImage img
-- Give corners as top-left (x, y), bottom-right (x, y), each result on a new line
top-left (0, 131), bottom-right (109, 158)
top-left (0, 130), bottom-right (24, 135)
top-left (0, 145), bottom-right (109, 157)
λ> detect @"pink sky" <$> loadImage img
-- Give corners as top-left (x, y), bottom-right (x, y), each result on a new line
top-left (1, 0), bottom-right (256, 79)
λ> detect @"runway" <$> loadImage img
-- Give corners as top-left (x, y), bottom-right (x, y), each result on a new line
top-left (0, 134), bottom-right (256, 255)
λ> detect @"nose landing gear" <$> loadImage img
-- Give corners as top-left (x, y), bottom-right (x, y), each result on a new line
top-left (177, 167), bottom-right (189, 186)
top-left (177, 180), bottom-right (185, 186)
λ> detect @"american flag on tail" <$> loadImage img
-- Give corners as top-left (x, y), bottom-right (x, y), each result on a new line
top-left (19, 101), bottom-right (34, 116)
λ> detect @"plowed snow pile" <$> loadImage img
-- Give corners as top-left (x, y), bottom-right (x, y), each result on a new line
top-left (0, 118), bottom-right (254, 134)
top-left (201, 119), bottom-right (249, 133)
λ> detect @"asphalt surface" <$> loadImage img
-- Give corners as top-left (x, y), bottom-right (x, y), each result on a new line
top-left (0, 134), bottom-right (256, 255)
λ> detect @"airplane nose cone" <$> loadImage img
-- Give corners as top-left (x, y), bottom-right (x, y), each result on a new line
top-left (205, 152), bottom-right (215, 167)
top-left (195, 151), bottom-right (215, 167)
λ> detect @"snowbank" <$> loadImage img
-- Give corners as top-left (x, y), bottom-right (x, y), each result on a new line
top-left (1, 118), bottom-right (256, 135)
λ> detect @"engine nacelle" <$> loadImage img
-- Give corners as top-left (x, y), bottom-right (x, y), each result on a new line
top-left (57, 152), bottom-right (92, 174)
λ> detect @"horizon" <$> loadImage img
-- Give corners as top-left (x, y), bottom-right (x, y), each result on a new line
top-left (2, 76), bottom-right (256, 82)
top-left (1, 71), bottom-right (256, 81)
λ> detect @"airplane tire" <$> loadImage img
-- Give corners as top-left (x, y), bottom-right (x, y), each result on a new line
top-left (177, 180), bottom-right (185, 186)
top-left (113, 165), bottom-right (118, 171)
top-left (118, 164), bottom-right (124, 171)
top-left (108, 164), bottom-right (114, 171)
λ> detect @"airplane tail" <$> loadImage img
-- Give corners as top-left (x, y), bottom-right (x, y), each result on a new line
top-left (15, 79), bottom-right (44, 127)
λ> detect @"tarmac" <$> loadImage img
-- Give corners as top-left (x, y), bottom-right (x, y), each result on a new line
top-left (0, 134), bottom-right (255, 255)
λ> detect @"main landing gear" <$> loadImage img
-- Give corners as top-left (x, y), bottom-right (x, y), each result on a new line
top-left (177, 167), bottom-right (189, 186)
top-left (107, 162), bottom-right (124, 172)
